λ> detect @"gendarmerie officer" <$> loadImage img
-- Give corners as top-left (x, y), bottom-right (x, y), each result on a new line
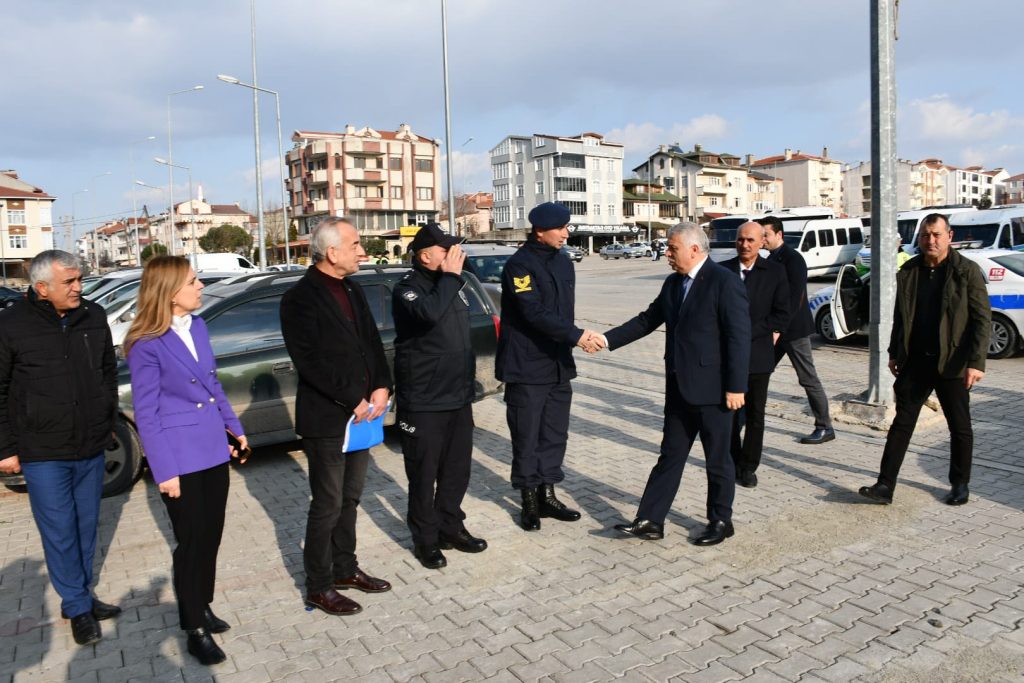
top-left (496, 202), bottom-right (600, 531)
top-left (393, 223), bottom-right (487, 569)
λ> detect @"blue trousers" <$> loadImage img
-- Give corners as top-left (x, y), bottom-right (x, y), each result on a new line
top-left (505, 382), bottom-right (572, 489)
top-left (21, 454), bottom-right (105, 618)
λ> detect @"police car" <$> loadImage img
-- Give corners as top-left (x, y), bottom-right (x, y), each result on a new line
top-left (810, 249), bottom-right (1024, 359)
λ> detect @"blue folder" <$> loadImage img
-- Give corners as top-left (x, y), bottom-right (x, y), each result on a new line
top-left (342, 402), bottom-right (390, 453)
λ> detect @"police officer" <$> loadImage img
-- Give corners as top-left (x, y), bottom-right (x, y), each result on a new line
top-left (393, 223), bottom-right (487, 569)
top-left (496, 202), bottom-right (601, 531)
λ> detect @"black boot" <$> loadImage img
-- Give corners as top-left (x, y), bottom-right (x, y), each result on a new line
top-left (520, 488), bottom-right (541, 531)
top-left (538, 484), bottom-right (581, 522)
top-left (186, 627), bottom-right (227, 665)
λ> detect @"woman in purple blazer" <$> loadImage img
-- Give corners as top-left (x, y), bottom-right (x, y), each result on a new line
top-left (125, 256), bottom-right (248, 666)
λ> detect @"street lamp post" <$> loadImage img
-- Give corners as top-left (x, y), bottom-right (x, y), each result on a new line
top-left (166, 85), bottom-right (204, 256)
top-left (154, 158), bottom-right (197, 266)
top-left (71, 189), bottom-right (88, 255)
top-left (89, 171), bottom-right (112, 272)
top-left (134, 180), bottom-right (164, 260)
top-left (129, 136), bottom-right (156, 266)
top-left (248, 0), bottom-right (267, 269)
top-left (440, 0), bottom-right (459, 237)
top-left (216, 74), bottom-right (289, 267)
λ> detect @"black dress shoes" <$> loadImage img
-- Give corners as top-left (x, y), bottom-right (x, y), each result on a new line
top-left (614, 519), bottom-right (665, 540)
top-left (693, 520), bottom-right (735, 546)
top-left (945, 483), bottom-right (969, 506)
top-left (800, 428), bottom-right (836, 445)
top-left (70, 613), bottom-right (102, 646)
top-left (737, 470), bottom-right (758, 488)
top-left (538, 484), bottom-right (582, 521)
top-left (203, 607), bottom-right (231, 634)
top-left (186, 627), bottom-right (227, 666)
top-left (305, 589), bottom-right (362, 616)
top-left (334, 569), bottom-right (392, 593)
top-left (858, 482), bottom-right (894, 504)
top-left (520, 488), bottom-right (541, 531)
top-left (62, 598), bottom-right (122, 621)
top-left (440, 528), bottom-right (488, 553)
top-left (413, 545), bottom-right (448, 569)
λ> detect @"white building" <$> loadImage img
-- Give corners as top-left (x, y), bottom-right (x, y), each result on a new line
top-left (752, 148), bottom-right (844, 213)
top-left (490, 132), bottom-right (625, 233)
top-left (0, 170), bottom-right (56, 282)
top-left (946, 166), bottom-right (1008, 207)
top-left (843, 159), bottom-right (919, 216)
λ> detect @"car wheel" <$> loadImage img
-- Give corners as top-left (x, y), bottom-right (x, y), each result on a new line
top-left (645, 250), bottom-right (652, 257)
top-left (602, 254), bottom-right (608, 260)
top-left (988, 314), bottom-right (1018, 359)
top-left (815, 308), bottom-right (840, 344)
top-left (102, 418), bottom-right (145, 497)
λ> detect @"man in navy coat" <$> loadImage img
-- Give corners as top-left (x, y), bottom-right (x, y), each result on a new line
top-left (603, 222), bottom-right (751, 545)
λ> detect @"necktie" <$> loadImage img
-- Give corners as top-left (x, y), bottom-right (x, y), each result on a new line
top-left (681, 274), bottom-right (692, 301)
top-left (741, 268), bottom-right (751, 281)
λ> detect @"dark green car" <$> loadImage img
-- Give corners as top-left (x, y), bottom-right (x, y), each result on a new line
top-left (94, 265), bottom-right (502, 497)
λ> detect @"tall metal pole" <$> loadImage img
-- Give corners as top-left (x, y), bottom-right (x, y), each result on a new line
top-left (868, 0), bottom-right (898, 404)
top-left (71, 189), bottom-right (88, 258)
top-left (440, 0), bottom-right (457, 236)
top-left (167, 86), bottom-right (203, 256)
top-left (273, 91), bottom-right (291, 266)
top-left (250, 0), bottom-right (267, 268)
top-left (89, 171), bottom-right (111, 272)
top-left (129, 136), bottom-right (155, 266)
top-left (187, 167), bottom-right (198, 267)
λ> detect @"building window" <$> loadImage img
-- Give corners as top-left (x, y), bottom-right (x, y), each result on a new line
top-left (415, 213), bottom-right (431, 225)
top-left (559, 201), bottom-right (587, 215)
top-left (389, 156), bottom-right (402, 171)
top-left (494, 205), bottom-right (510, 223)
top-left (355, 185), bottom-right (368, 198)
top-left (414, 158), bottom-right (434, 172)
top-left (416, 187), bottom-right (434, 200)
top-left (533, 136), bottom-right (546, 147)
top-left (515, 162), bottom-right (523, 176)
top-left (390, 186), bottom-right (403, 199)
top-left (516, 207), bottom-right (525, 220)
top-left (6, 209), bottom-right (25, 224)
top-left (535, 159), bottom-right (544, 172)
top-left (516, 184), bottom-right (524, 198)
top-left (659, 159), bottom-right (665, 169)
top-left (710, 197), bottom-right (719, 206)
top-left (608, 204), bottom-right (616, 217)
top-left (594, 204), bottom-right (601, 216)
top-left (734, 197), bottom-right (741, 208)
top-left (536, 181), bottom-right (545, 194)
top-left (607, 159), bottom-right (615, 172)
top-left (294, 191), bottom-right (303, 205)
top-left (493, 162), bottom-right (510, 180)
top-left (9, 235), bottom-right (27, 249)
top-left (709, 176), bottom-right (721, 186)
top-left (494, 184), bottom-right (509, 201)
top-left (353, 156), bottom-right (366, 169)
top-left (335, 184), bottom-right (343, 199)
top-left (555, 177), bottom-right (587, 193)
top-left (514, 140), bottom-right (524, 154)
top-left (372, 186), bottom-right (384, 198)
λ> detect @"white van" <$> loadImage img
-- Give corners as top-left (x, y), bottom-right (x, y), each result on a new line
top-left (706, 208), bottom-right (836, 263)
top-left (783, 218), bottom-right (866, 276)
top-left (855, 206), bottom-right (977, 270)
top-left (948, 207), bottom-right (1024, 251)
top-left (191, 252), bottom-right (259, 273)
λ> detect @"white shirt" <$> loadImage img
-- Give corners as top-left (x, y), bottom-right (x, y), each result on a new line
top-left (171, 314), bottom-right (198, 362)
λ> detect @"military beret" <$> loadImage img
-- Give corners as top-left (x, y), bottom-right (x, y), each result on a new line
top-left (528, 202), bottom-right (571, 230)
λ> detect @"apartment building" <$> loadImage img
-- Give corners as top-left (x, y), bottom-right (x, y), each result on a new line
top-left (170, 196), bottom-right (256, 255)
top-left (634, 144), bottom-right (753, 220)
top-left (946, 166), bottom-right (1008, 207)
top-left (621, 179), bottom-right (683, 238)
top-left (752, 148), bottom-right (844, 213)
top-left (1002, 173), bottom-right (1024, 205)
top-left (287, 124), bottom-right (441, 237)
top-left (490, 132), bottom-right (625, 234)
top-left (843, 159), bottom-right (921, 216)
top-left (440, 192), bottom-right (493, 238)
top-left (0, 170), bottom-right (56, 281)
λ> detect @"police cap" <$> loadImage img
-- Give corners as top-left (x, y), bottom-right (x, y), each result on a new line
top-left (528, 202), bottom-right (571, 230)
top-left (408, 222), bottom-right (461, 252)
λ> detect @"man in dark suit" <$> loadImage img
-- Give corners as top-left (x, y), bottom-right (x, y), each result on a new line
top-left (760, 216), bottom-right (835, 445)
top-left (603, 222), bottom-right (751, 545)
top-left (721, 222), bottom-right (791, 488)
top-left (280, 217), bottom-right (393, 617)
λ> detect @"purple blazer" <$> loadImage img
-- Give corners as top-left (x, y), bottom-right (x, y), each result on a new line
top-left (127, 316), bottom-right (244, 484)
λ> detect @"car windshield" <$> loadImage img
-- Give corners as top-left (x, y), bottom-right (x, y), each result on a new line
top-left (896, 219), bottom-right (918, 245)
top-left (991, 253), bottom-right (1024, 277)
top-left (466, 254), bottom-right (510, 283)
top-left (783, 234), bottom-right (802, 249)
top-left (708, 218), bottom-right (747, 245)
top-left (951, 223), bottom-right (999, 247)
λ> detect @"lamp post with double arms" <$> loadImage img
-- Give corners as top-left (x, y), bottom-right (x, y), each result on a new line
top-left (166, 85), bottom-right (204, 255)
top-left (154, 158), bottom-right (197, 266)
top-left (129, 136), bottom-right (156, 265)
top-left (89, 171), bottom-right (111, 272)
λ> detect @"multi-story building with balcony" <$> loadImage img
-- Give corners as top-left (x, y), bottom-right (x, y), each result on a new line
top-left (945, 165), bottom-right (1008, 207)
top-left (1001, 172), bottom-right (1024, 205)
top-left (0, 170), bottom-right (56, 281)
top-left (752, 148), bottom-right (844, 214)
top-left (490, 132), bottom-right (625, 235)
top-left (287, 124), bottom-right (441, 237)
top-left (842, 159), bottom-right (921, 216)
top-left (621, 179), bottom-right (683, 239)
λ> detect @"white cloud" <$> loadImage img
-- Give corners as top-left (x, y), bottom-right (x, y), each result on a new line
top-left (907, 95), bottom-right (1021, 143)
top-left (605, 115), bottom-right (729, 156)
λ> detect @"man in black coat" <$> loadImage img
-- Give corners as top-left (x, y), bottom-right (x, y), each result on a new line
top-left (280, 217), bottom-right (393, 616)
top-left (721, 222), bottom-right (791, 488)
top-left (0, 250), bottom-right (121, 646)
top-left (496, 202), bottom-right (600, 531)
top-left (392, 223), bottom-right (486, 570)
top-left (604, 222), bottom-right (751, 546)
top-left (760, 216), bottom-right (835, 444)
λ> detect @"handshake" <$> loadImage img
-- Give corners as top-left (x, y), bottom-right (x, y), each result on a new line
top-left (577, 330), bottom-right (608, 354)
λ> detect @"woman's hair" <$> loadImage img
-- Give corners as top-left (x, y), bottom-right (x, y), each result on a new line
top-left (124, 256), bottom-right (192, 356)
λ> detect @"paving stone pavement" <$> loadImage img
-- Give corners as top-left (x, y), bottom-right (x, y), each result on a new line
top-left (2, 257), bottom-right (1023, 682)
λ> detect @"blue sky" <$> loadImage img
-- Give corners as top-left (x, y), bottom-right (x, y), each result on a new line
top-left (3, 0), bottom-right (1023, 245)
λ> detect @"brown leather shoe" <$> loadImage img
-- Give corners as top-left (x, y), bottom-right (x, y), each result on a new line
top-left (334, 569), bottom-right (392, 593)
top-left (304, 589), bottom-right (362, 616)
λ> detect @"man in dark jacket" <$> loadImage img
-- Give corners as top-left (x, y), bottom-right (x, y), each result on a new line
top-left (721, 222), bottom-right (791, 488)
top-left (0, 250), bottom-right (121, 646)
top-left (496, 202), bottom-right (600, 531)
top-left (393, 223), bottom-right (486, 570)
top-left (280, 217), bottom-right (393, 616)
top-left (760, 216), bottom-right (836, 445)
top-left (860, 214), bottom-right (991, 506)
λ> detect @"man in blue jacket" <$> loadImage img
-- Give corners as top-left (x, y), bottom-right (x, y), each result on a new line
top-left (604, 223), bottom-right (751, 546)
top-left (496, 202), bottom-right (600, 531)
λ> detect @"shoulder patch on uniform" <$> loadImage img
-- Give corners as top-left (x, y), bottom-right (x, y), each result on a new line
top-left (513, 275), bottom-right (532, 293)
top-left (402, 290), bottom-right (418, 301)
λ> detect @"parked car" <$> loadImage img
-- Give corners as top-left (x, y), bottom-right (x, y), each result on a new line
top-left (0, 286), bottom-right (23, 308)
top-left (562, 245), bottom-right (584, 263)
top-left (626, 242), bottom-right (653, 257)
top-left (855, 206), bottom-right (977, 270)
top-left (460, 242), bottom-right (517, 310)
top-left (600, 243), bottom-right (639, 259)
top-left (810, 249), bottom-right (1024, 359)
top-left (191, 252), bottom-right (259, 273)
top-left (0, 266), bottom-right (504, 498)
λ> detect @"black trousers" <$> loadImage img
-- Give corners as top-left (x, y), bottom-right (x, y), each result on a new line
top-left (161, 462), bottom-right (229, 630)
top-left (400, 405), bottom-right (474, 547)
top-left (505, 381), bottom-right (572, 489)
top-left (878, 356), bottom-right (974, 490)
top-left (303, 439), bottom-right (369, 594)
top-left (637, 379), bottom-right (736, 524)
top-left (730, 372), bottom-right (772, 473)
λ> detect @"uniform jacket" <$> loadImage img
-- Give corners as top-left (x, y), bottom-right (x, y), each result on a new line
top-left (889, 249), bottom-right (991, 378)
top-left (0, 293), bottom-right (117, 463)
top-left (280, 268), bottom-right (392, 438)
top-left (495, 237), bottom-right (583, 384)
top-left (392, 264), bottom-right (475, 412)
top-left (127, 316), bottom-right (243, 485)
top-left (720, 256), bottom-right (791, 375)
top-left (766, 243), bottom-right (814, 341)
top-left (605, 259), bottom-right (751, 406)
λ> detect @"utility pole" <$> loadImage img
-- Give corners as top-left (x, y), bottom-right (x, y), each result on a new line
top-left (868, 0), bottom-right (898, 405)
